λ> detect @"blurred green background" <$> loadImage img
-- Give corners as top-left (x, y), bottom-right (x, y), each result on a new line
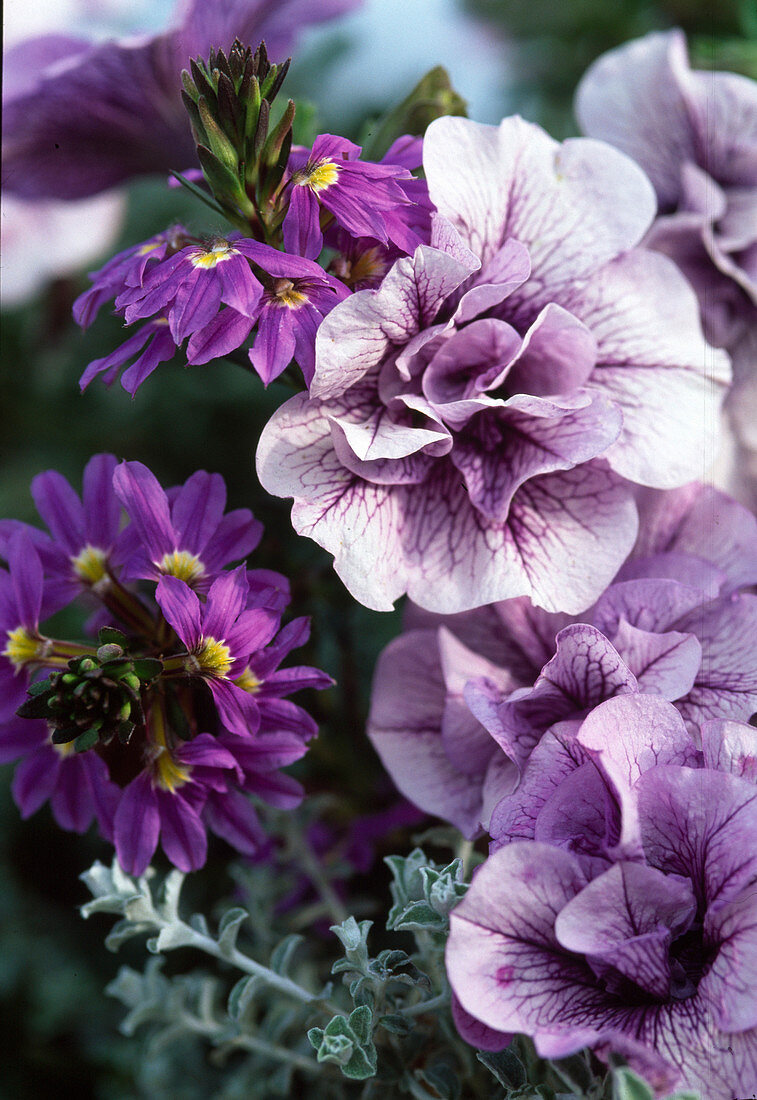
top-left (1, 0), bottom-right (755, 1094)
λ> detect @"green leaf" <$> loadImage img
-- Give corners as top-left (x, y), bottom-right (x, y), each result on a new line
top-left (269, 933), bottom-right (304, 976)
top-left (217, 906), bottom-right (248, 955)
top-left (227, 974), bottom-right (262, 1020)
top-left (477, 1048), bottom-right (527, 1089)
top-left (98, 626), bottom-right (129, 647)
top-left (73, 727), bottom-right (100, 753)
top-left (377, 1013), bottom-right (412, 1036)
top-left (132, 658), bottom-right (163, 682)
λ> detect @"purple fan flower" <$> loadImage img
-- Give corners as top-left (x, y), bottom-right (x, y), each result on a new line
top-left (367, 483), bottom-right (757, 837)
top-left (114, 733), bottom-right (242, 875)
top-left (0, 453), bottom-right (131, 610)
top-left (237, 241), bottom-right (351, 385)
top-left (0, 717), bottom-right (119, 838)
top-left (117, 238), bottom-right (263, 345)
top-left (447, 707), bottom-right (757, 1097)
top-left (113, 460), bottom-right (262, 592)
top-left (155, 569), bottom-right (280, 738)
top-left (0, 534), bottom-right (52, 721)
top-left (73, 226), bottom-right (190, 330)
top-left (575, 31), bottom-right (757, 505)
top-left (283, 134), bottom-right (423, 260)
top-left (258, 116), bottom-right (729, 616)
top-left (3, 0), bottom-right (362, 200)
top-left (76, 234), bottom-right (349, 392)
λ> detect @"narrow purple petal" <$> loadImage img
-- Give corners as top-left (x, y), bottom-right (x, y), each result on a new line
top-left (113, 461), bottom-right (174, 561)
top-left (114, 773), bottom-right (160, 876)
top-left (155, 575), bottom-right (203, 648)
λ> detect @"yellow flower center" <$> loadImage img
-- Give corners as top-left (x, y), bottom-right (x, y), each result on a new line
top-left (271, 278), bottom-right (308, 309)
top-left (3, 627), bottom-right (42, 669)
top-left (155, 747), bottom-right (192, 792)
top-left (190, 240), bottom-right (236, 269)
top-left (159, 550), bottom-right (205, 584)
top-left (196, 636), bottom-right (233, 678)
top-left (295, 159), bottom-right (339, 193)
top-left (71, 544), bottom-right (109, 584)
top-left (53, 739), bottom-right (76, 759)
top-left (138, 241), bottom-right (161, 255)
top-left (234, 667), bottom-right (262, 694)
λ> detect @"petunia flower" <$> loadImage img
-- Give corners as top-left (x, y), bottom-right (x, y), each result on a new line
top-left (366, 483), bottom-right (757, 837)
top-left (446, 715), bottom-right (757, 1098)
top-left (258, 116), bottom-right (729, 617)
top-left (575, 30), bottom-right (757, 506)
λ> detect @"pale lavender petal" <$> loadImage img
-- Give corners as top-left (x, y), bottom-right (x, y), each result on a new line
top-left (505, 304), bottom-right (597, 397)
top-left (450, 994), bottom-right (512, 1051)
top-left (610, 619), bottom-right (702, 700)
top-left (638, 766), bottom-right (757, 908)
top-left (413, 463), bottom-right (638, 614)
top-left (424, 115), bottom-right (655, 280)
top-left (446, 842), bottom-right (592, 1035)
top-left (555, 862), bottom-right (696, 999)
top-left (489, 721), bottom-right (588, 846)
top-left (632, 484), bottom-right (757, 592)
top-left (701, 719), bottom-right (757, 782)
top-left (311, 245), bottom-right (477, 400)
top-left (701, 888), bottom-right (757, 1031)
top-left (367, 629), bottom-right (493, 837)
top-left (676, 595), bottom-right (757, 724)
top-left (575, 30), bottom-right (696, 207)
top-left (470, 624), bottom-right (637, 769)
top-left (566, 249), bottom-right (730, 487)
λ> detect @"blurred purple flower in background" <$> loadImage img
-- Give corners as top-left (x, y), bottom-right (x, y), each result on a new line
top-left (2, 0), bottom-right (362, 200)
top-left (576, 29), bottom-right (757, 506)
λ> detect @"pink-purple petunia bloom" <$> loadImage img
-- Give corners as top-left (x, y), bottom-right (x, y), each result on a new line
top-left (446, 694), bottom-right (757, 1098)
top-left (367, 483), bottom-right (757, 838)
top-left (257, 115), bottom-right (730, 616)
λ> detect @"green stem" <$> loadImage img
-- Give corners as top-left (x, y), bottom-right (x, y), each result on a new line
top-left (183, 1014), bottom-right (324, 1076)
top-left (176, 924), bottom-right (342, 1015)
top-left (402, 991), bottom-right (449, 1018)
top-left (230, 1033), bottom-right (324, 1075)
top-left (286, 819), bottom-right (349, 926)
